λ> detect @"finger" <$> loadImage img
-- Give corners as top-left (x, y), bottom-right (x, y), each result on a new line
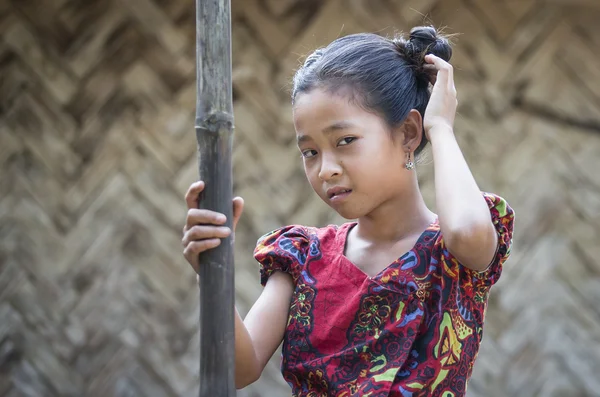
top-left (424, 54), bottom-right (452, 88)
top-left (185, 181), bottom-right (205, 210)
top-left (184, 239), bottom-right (222, 270)
top-left (184, 247), bottom-right (200, 273)
top-left (186, 208), bottom-right (227, 228)
top-left (185, 239), bottom-right (221, 255)
top-left (232, 197), bottom-right (245, 231)
top-left (186, 254), bottom-right (199, 273)
top-left (423, 64), bottom-right (437, 85)
top-left (182, 225), bottom-right (231, 247)
top-left (424, 53), bottom-right (452, 71)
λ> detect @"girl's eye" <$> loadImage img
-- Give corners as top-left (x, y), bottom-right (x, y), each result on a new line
top-left (338, 137), bottom-right (356, 146)
top-left (302, 149), bottom-right (318, 158)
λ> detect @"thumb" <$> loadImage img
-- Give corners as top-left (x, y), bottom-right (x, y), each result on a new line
top-left (232, 196), bottom-right (244, 232)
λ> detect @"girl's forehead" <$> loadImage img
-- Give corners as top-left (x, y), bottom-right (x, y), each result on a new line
top-left (293, 89), bottom-right (364, 126)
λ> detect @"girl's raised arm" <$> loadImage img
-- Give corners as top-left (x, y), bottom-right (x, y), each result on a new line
top-left (424, 54), bottom-right (499, 272)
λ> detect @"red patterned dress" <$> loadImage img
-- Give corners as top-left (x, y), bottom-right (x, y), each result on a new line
top-left (253, 193), bottom-right (514, 397)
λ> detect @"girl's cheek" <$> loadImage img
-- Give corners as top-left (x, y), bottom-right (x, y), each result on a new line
top-left (304, 164), bottom-right (320, 183)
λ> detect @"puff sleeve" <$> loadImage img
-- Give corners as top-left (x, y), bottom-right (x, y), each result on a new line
top-left (465, 192), bottom-right (515, 288)
top-left (253, 225), bottom-right (310, 287)
top-left (438, 192), bottom-right (515, 290)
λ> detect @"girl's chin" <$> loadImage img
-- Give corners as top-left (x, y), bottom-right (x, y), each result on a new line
top-left (328, 205), bottom-right (367, 221)
top-left (315, 191), bottom-right (369, 220)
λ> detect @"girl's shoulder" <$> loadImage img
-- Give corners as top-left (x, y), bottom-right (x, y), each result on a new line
top-left (255, 222), bottom-right (353, 248)
top-left (253, 223), bottom-right (350, 286)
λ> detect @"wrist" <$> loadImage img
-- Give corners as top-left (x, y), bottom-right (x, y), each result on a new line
top-left (426, 124), bottom-right (454, 142)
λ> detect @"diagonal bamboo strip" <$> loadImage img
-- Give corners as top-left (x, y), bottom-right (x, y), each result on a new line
top-left (195, 0), bottom-right (235, 395)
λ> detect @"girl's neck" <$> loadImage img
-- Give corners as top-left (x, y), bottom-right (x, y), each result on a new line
top-left (354, 180), bottom-right (436, 244)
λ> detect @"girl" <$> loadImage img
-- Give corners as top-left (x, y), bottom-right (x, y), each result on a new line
top-left (182, 26), bottom-right (515, 397)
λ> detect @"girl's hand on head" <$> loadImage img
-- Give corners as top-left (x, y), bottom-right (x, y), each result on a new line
top-left (422, 54), bottom-right (458, 139)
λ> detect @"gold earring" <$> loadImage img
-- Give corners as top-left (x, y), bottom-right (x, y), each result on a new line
top-left (405, 151), bottom-right (415, 170)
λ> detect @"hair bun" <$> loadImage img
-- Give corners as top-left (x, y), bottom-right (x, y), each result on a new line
top-left (393, 26), bottom-right (453, 69)
top-left (408, 26), bottom-right (452, 61)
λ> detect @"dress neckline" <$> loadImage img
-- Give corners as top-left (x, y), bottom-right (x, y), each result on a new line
top-left (335, 219), bottom-right (439, 280)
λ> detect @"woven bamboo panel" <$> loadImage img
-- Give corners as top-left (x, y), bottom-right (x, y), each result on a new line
top-left (1, 0), bottom-right (599, 396)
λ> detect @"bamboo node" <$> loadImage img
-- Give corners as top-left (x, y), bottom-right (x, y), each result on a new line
top-left (196, 111), bottom-right (234, 134)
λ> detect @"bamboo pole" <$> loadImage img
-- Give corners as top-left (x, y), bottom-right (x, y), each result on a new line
top-left (195, 0), bottom-right (235, 395)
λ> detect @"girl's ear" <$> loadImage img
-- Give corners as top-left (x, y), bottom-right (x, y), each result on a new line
top-left (394, 109), bottom-right (423, 151)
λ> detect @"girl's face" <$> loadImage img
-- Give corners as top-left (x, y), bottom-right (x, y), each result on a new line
top-left (293, 88), bottom-right (413, 219)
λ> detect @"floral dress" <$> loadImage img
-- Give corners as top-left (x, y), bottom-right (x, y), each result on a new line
top-left (253, 193), bottom-right (514, 397)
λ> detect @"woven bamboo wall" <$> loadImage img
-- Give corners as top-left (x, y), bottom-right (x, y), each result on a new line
top-left (1, 0), bottom-right (600, 396)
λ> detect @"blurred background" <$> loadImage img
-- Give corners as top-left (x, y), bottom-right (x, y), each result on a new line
top-left (1, 0), bottom-right (600, 396)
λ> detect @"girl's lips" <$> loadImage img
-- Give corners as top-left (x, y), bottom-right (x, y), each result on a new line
top-left (326, 186), bottom-right (352, 198)
top-left (329, 190), bottom-right (352, 202)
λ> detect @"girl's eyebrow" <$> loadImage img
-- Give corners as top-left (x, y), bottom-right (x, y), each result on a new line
top-left (322, 121), bottom-right (354, 133)
top-left (297, 121), bottom-right (354, 144)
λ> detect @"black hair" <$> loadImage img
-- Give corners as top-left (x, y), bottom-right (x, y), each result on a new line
top-left (291, 26), bottom-right (453, 155)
